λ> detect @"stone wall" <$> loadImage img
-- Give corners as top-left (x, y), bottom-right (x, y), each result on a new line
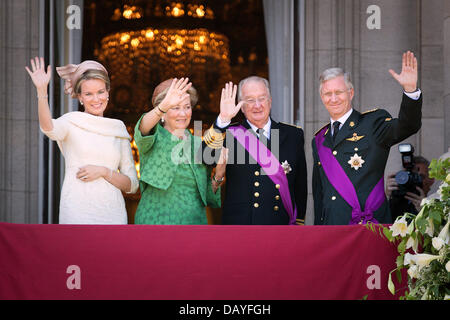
top-left (0, 0), bottom-right (40, 223)
top-left (303, 0), bottom-right (449, 224)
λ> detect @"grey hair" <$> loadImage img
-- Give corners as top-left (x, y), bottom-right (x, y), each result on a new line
top-left (319, 68), bottom-right (353, 94)
top-left (238, 76), bottom-right (271, 101)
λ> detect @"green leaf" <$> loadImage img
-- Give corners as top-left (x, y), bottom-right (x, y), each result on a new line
top-left (383, 227), bottom-right (393, 241)
top-left (396, 255), bottom-right (404, 268)
top-left (416, 218), bottom-right (428, 234)
top-left (397, 239), bottom-right (407, 254)
top-left (395, 268), bottom-right (403, 284)
top-left (429, 210), bottom-right (441, 224)
top-left (388, 271), bottom-right (396, 295)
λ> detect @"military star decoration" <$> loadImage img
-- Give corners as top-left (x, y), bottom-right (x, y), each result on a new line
top-left (348, 153), bottom-right (365, 170)
top-left (281, 160), bottom-right (292, 175)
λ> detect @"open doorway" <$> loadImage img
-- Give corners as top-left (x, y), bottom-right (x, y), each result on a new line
top-left (80, 0), bottom-right (269, 223)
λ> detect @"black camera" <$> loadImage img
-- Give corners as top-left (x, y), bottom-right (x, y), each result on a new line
top-left (392, 143), bottom-right (423, 197)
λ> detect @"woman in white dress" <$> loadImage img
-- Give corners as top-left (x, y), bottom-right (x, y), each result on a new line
top-left (26, 57), bottom-right (139, 224)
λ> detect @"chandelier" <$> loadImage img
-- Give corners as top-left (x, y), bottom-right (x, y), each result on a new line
top-left (96, 1), bottom-right (232, 120)
top-left (93, 1), bottom-right (233, 180)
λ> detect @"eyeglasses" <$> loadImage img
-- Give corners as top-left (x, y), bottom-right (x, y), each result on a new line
top-left (321, 89), bottom-right (350, 99)
top-left (243, 96), bottom-right (269, 105)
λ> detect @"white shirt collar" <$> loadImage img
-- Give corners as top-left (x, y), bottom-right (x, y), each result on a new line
top-left (330, 108), bottom-right (353, 133)
top-left (247, 118), bottom-right (271, 139)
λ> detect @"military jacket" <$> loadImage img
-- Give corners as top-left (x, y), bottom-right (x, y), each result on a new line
top-left (312, 93), bottom-right (422, 225)
top-left (202, 119), bottom-right (308, 225)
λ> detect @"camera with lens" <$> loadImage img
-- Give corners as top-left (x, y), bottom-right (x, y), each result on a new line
top-left (392, 143), bottom-right (423, 198)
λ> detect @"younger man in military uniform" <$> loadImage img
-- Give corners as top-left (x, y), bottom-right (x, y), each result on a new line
top-left (312, 51), bottom-right (422, 225)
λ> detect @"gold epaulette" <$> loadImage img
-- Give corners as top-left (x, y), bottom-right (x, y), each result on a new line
top-left (203, 125), bottom-right (225, 150)
top-left (280, 122), bottom-right (302, 129)
top-left (361, 108), bottom-right (379, 115)
top-left (296, 218), bottom-right (305, 226)
top-left (314, 122), bottom-right (330, 136)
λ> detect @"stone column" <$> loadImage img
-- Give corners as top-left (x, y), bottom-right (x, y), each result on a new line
top-left (420, 0), bottom-right (446, 161)
top-left (0, 0), bottom-right (40, 223)
top-left (444, 0), bottom-right (450, 151)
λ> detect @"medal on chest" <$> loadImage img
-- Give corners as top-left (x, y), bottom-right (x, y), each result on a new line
top-left (348, 153), bottom-right (365, 170)
top-left (281, 160), bottom-right (292, 175)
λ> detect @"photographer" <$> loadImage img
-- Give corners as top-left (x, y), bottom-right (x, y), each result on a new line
top-left (386, 155), bottom-right (435, 220)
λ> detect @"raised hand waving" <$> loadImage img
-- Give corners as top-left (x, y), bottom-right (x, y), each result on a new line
top-left (219, 82), bottom-right (244, 123)
top-left (158, 78), bottom-right (192, 113)
top-left (388, 51), bottom-right (418, 93)
top-left (25, 57), bottom-right (52, 90)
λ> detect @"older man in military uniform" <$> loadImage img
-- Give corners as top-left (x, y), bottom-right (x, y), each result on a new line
top-left (202, 76), bottom-right (308, 225)
top-left (312, 51), bottom-right (422, 225)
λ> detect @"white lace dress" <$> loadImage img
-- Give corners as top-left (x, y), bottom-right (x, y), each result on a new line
top-left (41, 112), bottom-right (139, 224)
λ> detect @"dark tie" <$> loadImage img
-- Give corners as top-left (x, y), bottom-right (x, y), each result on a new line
top-left (256, 128), bottom-right (264, 138)
top-left (257, 128), bottom-right (270, 148)
top-left (332, 121), bottom-right (341, 142)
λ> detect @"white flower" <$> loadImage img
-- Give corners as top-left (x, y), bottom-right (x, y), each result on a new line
top-left (420, 197), bottom-right (436, 207)
top-left (432, 237), bottom-right (445, 251)
top-left (446, 260), bottom-right (450, 273)
top-left (406, 237), bottom-right (419, 253)
top-left (437, 220), bottom-right (450, 245)
top-left (404, 252), bottom-right (414, 266)
top-left (437, 182), bottom-right (448, 201)
top-left (445, 294), bottom-right (450, 301)
top-left (420, 198), bottom-right (430, 207)
top-left (390, 217), bottom-right (409, 237)
top-left (413, 253), bottom-right (442, 269)
top-left (425, 218), bottom-right (435, 237)
top-left (407, 264), bottom-right (419, 279)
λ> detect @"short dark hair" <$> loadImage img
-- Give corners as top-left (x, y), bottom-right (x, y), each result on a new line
top-left (413, 156), bottom-right (430, 167)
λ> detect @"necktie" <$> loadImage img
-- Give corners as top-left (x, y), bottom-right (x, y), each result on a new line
top-left (257, 128), bottom-right (265, 138)
top-left (332, 121), bottom-right (341, 142)
top-left (257, 128), bottom-right (270, 148)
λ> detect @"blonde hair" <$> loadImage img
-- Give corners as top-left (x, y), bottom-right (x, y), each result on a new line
top-left (74, 69), bottom-right (111, 95)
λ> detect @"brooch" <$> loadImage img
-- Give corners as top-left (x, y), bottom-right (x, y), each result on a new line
top-left (348, 153), bottom-right (365, 170)
top-left (346, 132), bottom-right (365, 142)
top-left (281, 160), bottom-right (292, 175)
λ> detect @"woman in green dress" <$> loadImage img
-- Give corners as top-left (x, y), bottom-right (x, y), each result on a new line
top-left (134, 78), bottom-right (226, 224)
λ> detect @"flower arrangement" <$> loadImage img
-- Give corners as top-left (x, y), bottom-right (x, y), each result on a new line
top-left (367, 157), bottom-right (449, 300)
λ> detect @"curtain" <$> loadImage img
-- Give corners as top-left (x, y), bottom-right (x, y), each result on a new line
top-left (38, 0), bottom-right (83, 223)
top-left (263, 0), bottom-right (295, 124)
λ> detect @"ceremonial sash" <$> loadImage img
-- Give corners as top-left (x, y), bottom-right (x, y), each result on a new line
top-left (228, 125), bottom-right (297, 225)
top-left (315, 127), bottom-right (385, 225)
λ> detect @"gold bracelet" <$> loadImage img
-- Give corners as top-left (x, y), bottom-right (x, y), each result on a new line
top-left (154, 108), bottom-right (163, 117)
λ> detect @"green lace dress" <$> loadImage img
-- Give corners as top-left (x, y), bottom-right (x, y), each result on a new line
top-left (134, 116), bottom-right (221, 225)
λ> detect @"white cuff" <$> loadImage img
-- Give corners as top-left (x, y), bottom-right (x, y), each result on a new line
top-left (216, 116), bottom-right (231, 129)
top-left (404, 89), bottom-right (421, 100)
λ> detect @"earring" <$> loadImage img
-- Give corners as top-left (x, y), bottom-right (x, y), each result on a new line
top-left (161, 118), bottom-right (165, 123)
top-left (80, 101), bottom-right (84, 106)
